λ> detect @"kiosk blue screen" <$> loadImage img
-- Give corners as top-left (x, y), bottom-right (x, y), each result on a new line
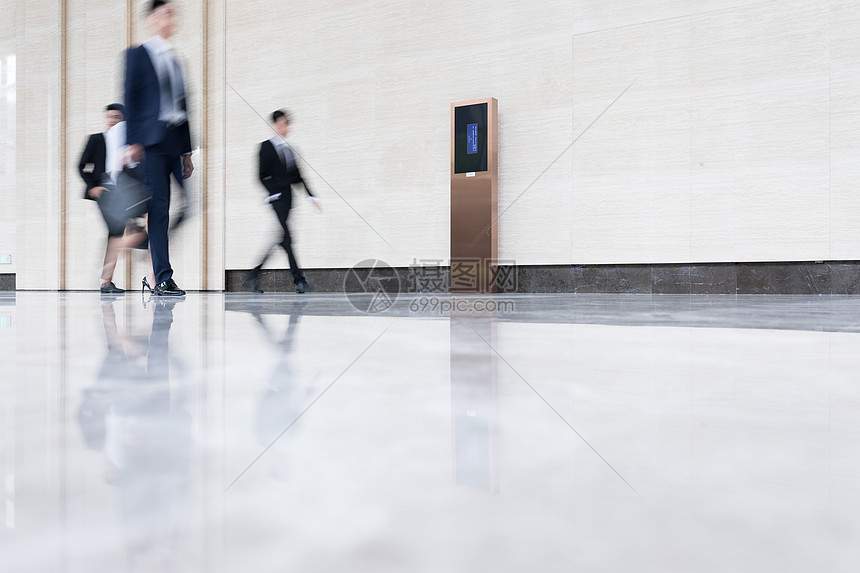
top-left (467, 123), bottom-right (478, 155)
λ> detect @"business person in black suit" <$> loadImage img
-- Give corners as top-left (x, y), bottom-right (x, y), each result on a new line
top-left (79, 103), bottom-right (146, 294)
top-left (244, 110), bottom-right (321, 294)
top-left (125, 0), bottom-right (193, 297)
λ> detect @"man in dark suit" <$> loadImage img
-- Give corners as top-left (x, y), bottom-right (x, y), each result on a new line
top-left (244, 110), bottom-right (320, 294)
top-left (124, 0), bottom-right (193, 297)
top-left (79, 103), bottom-right (142, 294)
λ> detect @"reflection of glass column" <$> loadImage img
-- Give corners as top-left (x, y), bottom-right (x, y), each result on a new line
top-left (2, 377), bottom-right (13, 529)
top-left (0, 298), bottom-right (12, 527)
top-left (450, 316), bottom-right (499, 492)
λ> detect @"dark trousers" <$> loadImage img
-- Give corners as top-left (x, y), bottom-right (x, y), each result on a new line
top-left (143, 129), bottom-right (185, 285)
top-left (259, 199), bottom-right (304, 283)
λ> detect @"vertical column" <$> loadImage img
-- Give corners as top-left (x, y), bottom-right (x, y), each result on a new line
top-left (59, 0), bottom-right (67, 290)
top-left (16, 0), bottom-right (63, 289)
top-left (0, 0), bottom-right (18, 284)
top-left (199, 0), bottom-right (209, 290)
top-left (202, 0), bottom-right (227, 292)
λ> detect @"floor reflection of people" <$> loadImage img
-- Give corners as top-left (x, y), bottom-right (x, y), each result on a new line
top-left (250, 302), bottom-right (312, 480)
top-left (76, 299), bottom-right (191, 567)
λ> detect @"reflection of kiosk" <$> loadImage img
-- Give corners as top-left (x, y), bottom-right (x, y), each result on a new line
top-left (450, 99), bottom-right (498, 293)
top-left (450, 317), bottom-right (499, 492)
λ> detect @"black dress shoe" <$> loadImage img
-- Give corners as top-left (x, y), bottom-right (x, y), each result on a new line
top-left (242, 266), bottom-right (263, 293)
top-left (170, 208), bottom-right (188, 232)
top-left (100, 282), bottom-right (124, 294)
top-left (295, 279), bottom-right (312, 294)
top-left (153, 278), bottom-right (186, 297)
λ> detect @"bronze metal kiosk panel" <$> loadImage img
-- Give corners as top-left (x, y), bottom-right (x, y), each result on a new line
top-left (450, 98), bottom-right (498, 293)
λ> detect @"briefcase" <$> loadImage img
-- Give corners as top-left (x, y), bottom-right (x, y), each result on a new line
top-left (99, 167), bottom-right (150, 230)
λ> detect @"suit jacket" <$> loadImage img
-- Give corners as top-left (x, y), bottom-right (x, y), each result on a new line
top-left (79, 133), bottom-right (106, 200)
top-left (124, 44), bottom-right (192, 154)
top-left (259, 140), bottom-right (314, 209)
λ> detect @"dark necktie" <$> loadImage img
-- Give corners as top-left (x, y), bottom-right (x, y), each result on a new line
top-left (161, 56), bottom-right (172, 104)
top-left (161, 49), bottom-right (185, 121)
top-left (278, 144), bottom-right (293, 170)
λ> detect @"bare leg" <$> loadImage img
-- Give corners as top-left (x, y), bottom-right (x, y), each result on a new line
top-left (116, 229), bottom-right (147, 250)
top-left (100, 237), bottom-right (122, 286)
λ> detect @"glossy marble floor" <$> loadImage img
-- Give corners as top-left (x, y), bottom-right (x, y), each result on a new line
top-left (2, 292), bottom-right (860, 572)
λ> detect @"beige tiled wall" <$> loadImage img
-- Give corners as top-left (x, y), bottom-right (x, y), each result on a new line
top-left (4, 1), bottom-right (860, 289)
top-left (690, 1), bottom-right (831, 263)
top-left (572, 0), bottom-right (849, 264)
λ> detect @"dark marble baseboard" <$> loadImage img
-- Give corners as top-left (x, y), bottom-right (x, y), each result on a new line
top-left (226, 262), bottom-right (860, 295)
top-left (226, 268), bottom-right (368, 294)
top-left (0, 274), bottom-right (15, 291)
top-left (5, 263), bottom-right (855, 294)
